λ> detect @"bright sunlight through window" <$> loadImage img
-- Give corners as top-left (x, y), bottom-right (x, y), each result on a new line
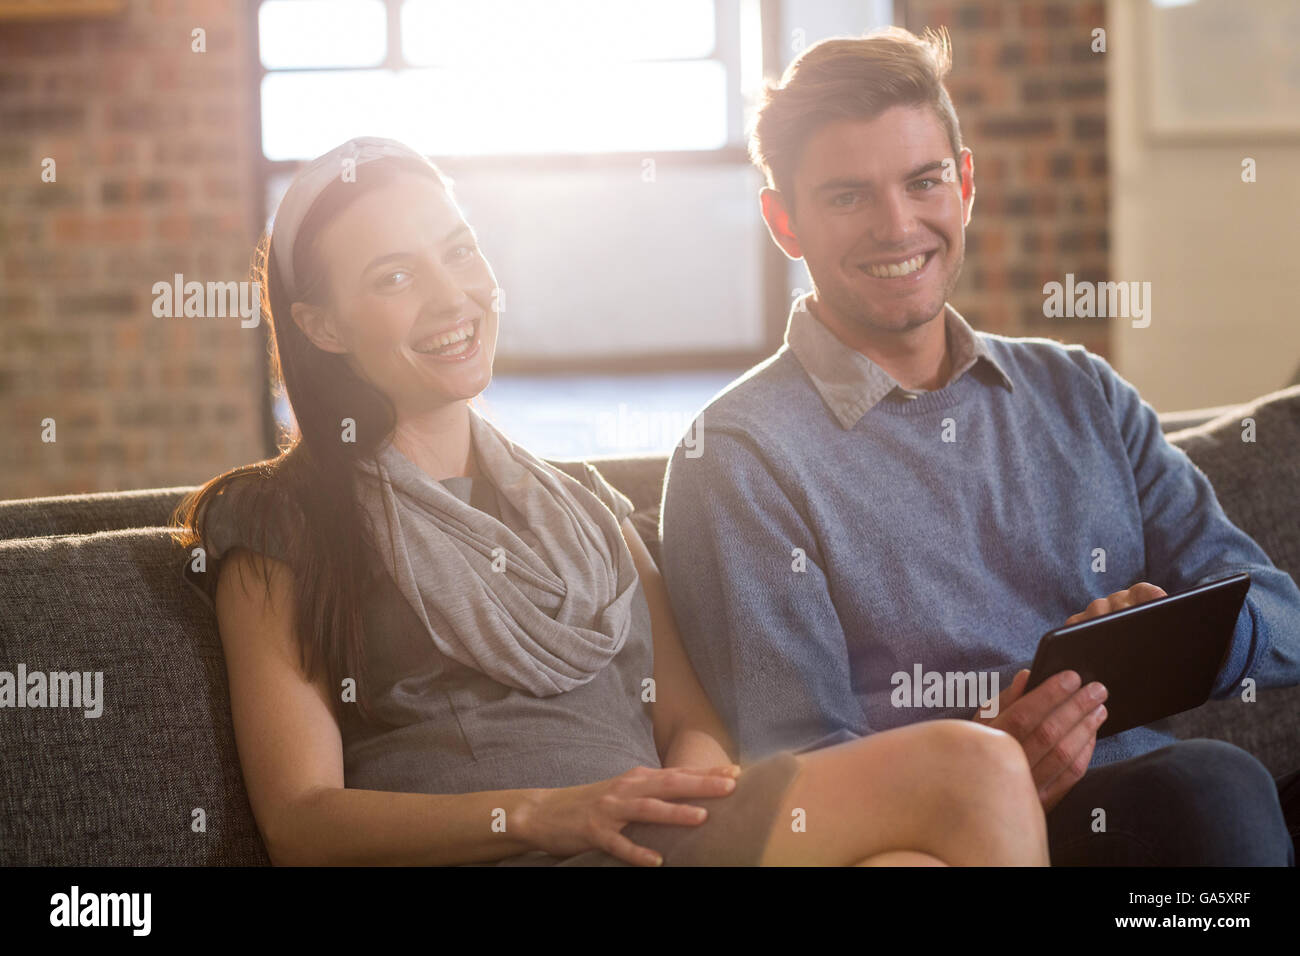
top-left (259, 0), bottom-right (730, 160)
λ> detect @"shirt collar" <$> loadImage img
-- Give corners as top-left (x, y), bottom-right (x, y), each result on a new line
top-left (785, 294), bottom-right (1014, 430)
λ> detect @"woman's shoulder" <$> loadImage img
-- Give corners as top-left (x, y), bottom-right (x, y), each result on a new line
top-left (178, 469), bottom-right (300, 608)
top-left (196, 470), bottom-right (301, 566)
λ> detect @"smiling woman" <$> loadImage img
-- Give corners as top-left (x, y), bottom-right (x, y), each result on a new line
top-left (175, 140), bottom-right (475, 738)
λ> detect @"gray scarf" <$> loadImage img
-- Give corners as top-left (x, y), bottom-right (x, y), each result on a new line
top-left (353, 408), bottom-right (639, 696)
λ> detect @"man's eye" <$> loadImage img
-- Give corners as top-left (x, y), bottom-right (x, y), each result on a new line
top-left (448, 244), bottom-right (478, 262)
top-left (910, 178), bottom-right (940, 191)
top-left (832, 193), bottom-right (858, 206)
top-left (379, 271), bottom-right (411, 287)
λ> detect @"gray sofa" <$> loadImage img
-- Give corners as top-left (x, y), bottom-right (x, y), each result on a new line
top-left (2, 386), bottom-right (1298, 865)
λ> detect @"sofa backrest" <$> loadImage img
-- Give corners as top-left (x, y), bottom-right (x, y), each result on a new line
top-left (0, 529), bottom-right (270, 865)
top-left (0, 486), bottom-right (198, 540)
top-left (1166, 385), bottom-right (1300, 586)
top-left (1160, 385), bottom-right (1300, 772)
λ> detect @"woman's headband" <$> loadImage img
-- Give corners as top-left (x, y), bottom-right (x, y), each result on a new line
top-left (269, 136), bottom-right (440, 301)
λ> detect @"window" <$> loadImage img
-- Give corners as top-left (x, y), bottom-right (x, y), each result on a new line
top-left (258, 0), bottom-right (751, 160)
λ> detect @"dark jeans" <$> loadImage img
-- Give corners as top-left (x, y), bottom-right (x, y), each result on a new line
top-left (1046, 738), bottom-right (1297, 865)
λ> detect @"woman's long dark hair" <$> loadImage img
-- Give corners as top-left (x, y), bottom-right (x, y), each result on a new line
top-left (172, 156), bottom-right (452, 724)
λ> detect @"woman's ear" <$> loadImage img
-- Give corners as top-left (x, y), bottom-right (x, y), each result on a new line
top-left (290, 301), bottom-right (350, 354)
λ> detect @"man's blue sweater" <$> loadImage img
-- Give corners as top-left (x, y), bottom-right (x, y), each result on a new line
top-left (660, 316), bottom-right (1300, 765)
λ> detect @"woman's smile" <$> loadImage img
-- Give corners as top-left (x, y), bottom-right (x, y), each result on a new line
top-left (411, 316), bottom-right (482, 362)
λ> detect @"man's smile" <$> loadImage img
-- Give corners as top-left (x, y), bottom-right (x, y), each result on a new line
top-left (855, 249), bottom-right (939, 282)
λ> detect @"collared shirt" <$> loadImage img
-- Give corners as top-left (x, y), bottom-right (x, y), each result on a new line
top-left (784, 294), bottom-right (1014, 429)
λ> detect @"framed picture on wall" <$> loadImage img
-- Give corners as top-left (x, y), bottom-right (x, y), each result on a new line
top-left (1142, 0), bottom-right (1300, 140)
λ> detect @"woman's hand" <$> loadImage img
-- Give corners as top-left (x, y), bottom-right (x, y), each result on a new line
top-left (517, 764), bottom-right (741, 866)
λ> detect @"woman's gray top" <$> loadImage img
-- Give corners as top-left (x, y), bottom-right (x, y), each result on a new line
top-left (190, 467), bottom-right (663, 800)
top-left (341, 471), bottom-right (663, 796)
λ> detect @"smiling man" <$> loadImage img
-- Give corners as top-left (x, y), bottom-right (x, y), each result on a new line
top-left (659, 26), bottom-right (1300, 865)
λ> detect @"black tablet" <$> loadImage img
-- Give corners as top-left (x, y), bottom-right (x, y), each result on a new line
top-left (1025, 572), bottom-right (1251, 738)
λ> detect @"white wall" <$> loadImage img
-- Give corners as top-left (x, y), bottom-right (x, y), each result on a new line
top-left (1108, 0), bottom-right (1300, 411)
top-left (453, 164), bottom-right (768, 359)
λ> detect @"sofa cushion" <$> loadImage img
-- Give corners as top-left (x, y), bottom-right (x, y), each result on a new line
top-left (0, 529), bottom-right (269, 865)
top-left (1163, 385), bottom-right (1300, 775)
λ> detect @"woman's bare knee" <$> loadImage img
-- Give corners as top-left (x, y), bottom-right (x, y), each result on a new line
top-left (889, 720), bottom-right (1046, 866)
top-left (759, 719), bottom-right (1043, 866)
top-left (922, 720), bottom-right (1035, 804)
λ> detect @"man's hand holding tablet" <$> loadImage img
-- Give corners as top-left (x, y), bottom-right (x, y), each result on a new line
top-left (974, 664), bottom-right (1113, 813)
top-left (974, 574), bottom-right (1250, 812)
top-left (974, 582), bottom-right (1166, 812)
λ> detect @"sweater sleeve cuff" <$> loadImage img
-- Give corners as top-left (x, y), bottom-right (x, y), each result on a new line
top-left (1212, 597), bottom-right (1264, 699)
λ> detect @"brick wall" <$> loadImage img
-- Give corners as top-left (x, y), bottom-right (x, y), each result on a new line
top-left (901, 0), bottom-right (1110, 354)
top-left (0, 0), bottom-right (263, 498)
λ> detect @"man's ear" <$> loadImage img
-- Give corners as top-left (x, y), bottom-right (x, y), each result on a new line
top-left (759, 187), bottom-right (803, 261)
top-left (958, 148), bottom-right (975, 227)
top-left (290, 301), bottom-right (350, 355)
